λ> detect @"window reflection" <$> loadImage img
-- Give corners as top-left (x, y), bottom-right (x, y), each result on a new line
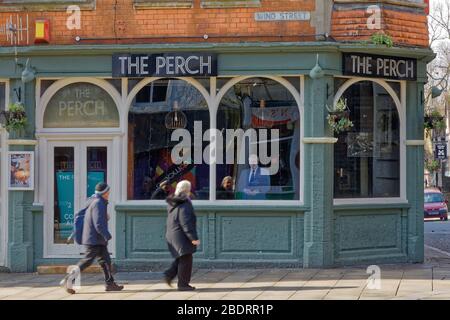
top-left (334, 80), bottom-right (400, 198)
top-left (128, 79), bottom-right (210, 200)
top-left (217, 78), bottom-right (301, 200)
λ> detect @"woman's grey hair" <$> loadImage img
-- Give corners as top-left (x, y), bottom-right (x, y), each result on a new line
top-left (175, 180), bottom-right (191, 197)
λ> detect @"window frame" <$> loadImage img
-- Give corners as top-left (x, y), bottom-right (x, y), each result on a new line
top-left (200, 0), bottom-right (261, 8)
top-left (332, 76), bottom-right (407, 205)
top-left (0, 0), bottom-right (96, 11)
top-left (0, 79), bottom-right (9, 267)
top-left (133, 0), bottom-right (193, 9)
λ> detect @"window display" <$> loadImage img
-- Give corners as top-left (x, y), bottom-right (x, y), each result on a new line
top-left (334, 80), bottom-right (400, 198)
top-left (128, 79), bottom-right (210, 200)
top-left (216, 77), bottom-right (300, 200)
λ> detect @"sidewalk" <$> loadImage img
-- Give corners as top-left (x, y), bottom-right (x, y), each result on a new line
top-left (2, 246), bottom-right (450, 300)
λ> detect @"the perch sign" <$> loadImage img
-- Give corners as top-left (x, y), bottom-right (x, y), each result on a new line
top-left (112, 53), bottom-right (218, 77)
top-left (343, 53), bottom-right (417, 81)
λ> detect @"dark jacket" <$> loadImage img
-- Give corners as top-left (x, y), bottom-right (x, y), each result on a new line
top-left (217, 186), bottom-right (235, 200)
top-left (165, 194), bottom-right (198, 258)
top-left (82, 194), bottom-right (112, 246)
top-left (151, 187), bottom-right (170, 200)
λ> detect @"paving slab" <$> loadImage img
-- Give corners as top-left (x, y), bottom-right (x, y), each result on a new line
top-left (3, 251), bottom-right (450, 300)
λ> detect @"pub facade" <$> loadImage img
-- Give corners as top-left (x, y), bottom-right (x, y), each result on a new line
top-left (0, 0), bottom-right (433, 272)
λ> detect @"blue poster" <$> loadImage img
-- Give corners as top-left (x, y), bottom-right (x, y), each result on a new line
top-left (87, 171), bottom-right (105, 197)
top-left (56, 171), bottom-right (74, 239)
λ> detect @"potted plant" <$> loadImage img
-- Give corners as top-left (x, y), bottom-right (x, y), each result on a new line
top-left (424, 109), bottom-right (446, 133)
top-left (425, 159), bottom-right (440, 173)
top-left (326, 98), bottom-right (354, 134)
top-left (0, 102), bottom-right (28, 134)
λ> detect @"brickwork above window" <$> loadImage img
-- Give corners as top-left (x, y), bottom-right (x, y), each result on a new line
top-left (331, 1), bottom-right (429, 47)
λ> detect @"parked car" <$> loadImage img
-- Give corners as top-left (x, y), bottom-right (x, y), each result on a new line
top-left (424, 188), bottom-right (448, 221)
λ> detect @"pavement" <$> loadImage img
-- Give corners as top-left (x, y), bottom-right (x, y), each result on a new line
top-left (0, 247), bottom-right (449, 300)
top-left (2, 221), bottom-right (450, 300)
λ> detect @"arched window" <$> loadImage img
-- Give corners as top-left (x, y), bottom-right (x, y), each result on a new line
top-left (127, 79), bottom-right (210, 200)
top-left (216, 77), bottom-right (301, 201)
top-left (334, 80), bottom-right (400, 198)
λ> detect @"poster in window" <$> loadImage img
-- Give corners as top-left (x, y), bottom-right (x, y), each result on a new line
top-left (8, 151), bottom-right (34, 190)
top-left (55, 170), bottom-right (74, 239)
top-left (346, 132), bottom-right (374, 158)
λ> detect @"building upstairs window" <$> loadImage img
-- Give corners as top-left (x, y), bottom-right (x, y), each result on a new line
top-left (133, 0), bottom-right (193, 9)
top-left (201, 0), bottom-right (261, 8)
top-left (0, 0), bottom-right (95, 11)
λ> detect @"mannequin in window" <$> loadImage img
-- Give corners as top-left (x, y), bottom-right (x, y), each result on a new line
top-left (237, 154), bottom-right (270, 200)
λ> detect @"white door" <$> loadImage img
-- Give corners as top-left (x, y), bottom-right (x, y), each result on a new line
top-left (45, 140), bottom-right (114, 257)
top-left (0, 130), bottom-right (6, 266)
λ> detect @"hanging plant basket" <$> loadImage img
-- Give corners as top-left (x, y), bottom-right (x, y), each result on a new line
top-left (0, 103), bottom-right (28, 134)
top-left (425, 159), bottom-right (440, 173)
top-left (326, 98), bottom-right (354, 134)
top-left (424, 110), bottom-right (446, 132)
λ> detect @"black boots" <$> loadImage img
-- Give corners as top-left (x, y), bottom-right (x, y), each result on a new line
top-left (178, 285), bottom-right (196, 291)
top-left (105, 282), bottom-right (124, 292)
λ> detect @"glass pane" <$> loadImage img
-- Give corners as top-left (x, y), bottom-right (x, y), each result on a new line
top-left (387, 81), bottom-right (401, 100)
top-left (334, 81), bottom-right (400, 198)
top-left (87, 147), bottom-right (107, 198)
top-left (40, 80), bottom-right (56, 97)
top-left (106, 79), bottom-right (122, 93)
top-left (217, 77), bottom-right (301, 200)
top-left (54, 147), bottom-right (75, 244)
top-left (128, 79), bottom-right (210, 200)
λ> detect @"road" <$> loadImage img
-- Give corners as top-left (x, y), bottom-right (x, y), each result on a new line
top-left (425, 217), bottom-right (450, 255)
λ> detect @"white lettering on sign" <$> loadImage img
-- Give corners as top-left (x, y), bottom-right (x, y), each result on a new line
top-left (113, 53), bottom-right (217, 77)
top-left (185, 56), bottom-right (199, 74)
top-left (347, 54), bottom-right (416, 80)
top-left (120, 55), bottom-right (212, 76)
top-left (255, 11), bottom-right (310, 21)
top-left (58, 100), bottom-right (106, 117)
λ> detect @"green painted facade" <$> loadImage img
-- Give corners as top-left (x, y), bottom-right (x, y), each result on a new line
top-left (0, 42), bottom-right (433, 271)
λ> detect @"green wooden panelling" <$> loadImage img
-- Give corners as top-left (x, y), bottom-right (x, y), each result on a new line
top-left (217, 215), bottom-right (293, 254)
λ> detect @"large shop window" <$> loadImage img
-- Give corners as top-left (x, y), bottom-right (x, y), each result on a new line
top-left (334, 80), bottom-right (400, 199)
top-left (128, 79), bottom-right (210, 200)
top-left (216, 78), bottom-right (300, 201)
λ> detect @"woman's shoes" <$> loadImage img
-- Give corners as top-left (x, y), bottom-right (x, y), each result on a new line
top-left (163, 274), bottom-right (173, 287)
top-left (177, 285), bottom-right (196, 291)
top-left (105, 282), bottom-right (124, 292)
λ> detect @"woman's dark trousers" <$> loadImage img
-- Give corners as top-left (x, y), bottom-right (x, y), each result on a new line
top-left (164, 254), bottom-right (193, 287)
top-left (77, 245), bottom-right (114, 284)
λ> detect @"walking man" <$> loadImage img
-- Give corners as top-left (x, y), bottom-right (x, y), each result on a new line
top-left (163, 180), bottom-right (200, 291)
top-left (60, 182), bottom-right (123, 294)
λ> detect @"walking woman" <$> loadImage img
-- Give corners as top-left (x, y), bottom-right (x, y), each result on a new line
top-left (163, 180), bottom-right (200, 291)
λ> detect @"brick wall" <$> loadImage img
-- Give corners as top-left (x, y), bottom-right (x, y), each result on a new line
top-left (0, 0), bottom-right (317, 46)
top-left (331, 1), bottom-right (429, 47)
top-left (0, 0), bottom-right (430, 48)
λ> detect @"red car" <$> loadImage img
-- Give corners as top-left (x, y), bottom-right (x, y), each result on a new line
top-left (424, 188), bottom-right (448, 221)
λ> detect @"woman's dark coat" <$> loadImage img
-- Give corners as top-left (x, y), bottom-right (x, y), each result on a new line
top-left (165, 194), bottom-right (198, 258)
